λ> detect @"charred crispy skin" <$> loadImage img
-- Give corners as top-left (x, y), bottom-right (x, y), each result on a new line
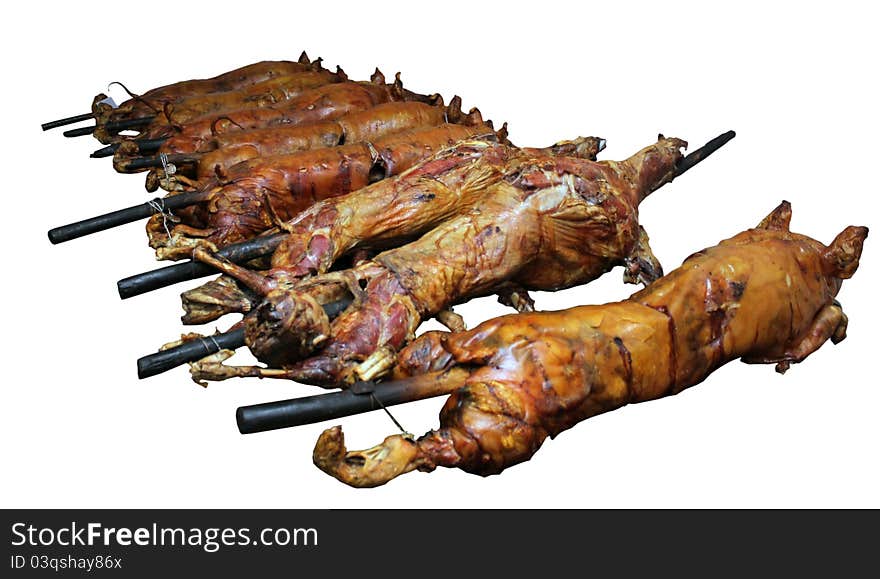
top-left (186, 136), bottom-right (684, 387)
top-left (181, 136), bottom-right (603, 324)
top-left (153, 69), bottom-right (345, 129)
top-left (269, 137), bottom-right (604, 274)
top-left (136, 83), bottom-right (387, 150)
top-left (140, 100), bottom-right (469, 189)
top-left (311, 203), bottom-right (868, 487)
top-left (193, 101), bottom-right (451, 181)
top-left (148, 123), bottom-right (495, 259)
top-left (134, 73), bottom-right (439, 192)
top-left (91, 54), bottom-right (317, 143)
top-left (134, 72), bottom-right (435, 150)
top-left (268, 141), bottom-right (511, 275)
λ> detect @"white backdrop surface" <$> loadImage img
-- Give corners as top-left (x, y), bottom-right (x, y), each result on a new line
top-left (1, 1), bottom-right (877, 508)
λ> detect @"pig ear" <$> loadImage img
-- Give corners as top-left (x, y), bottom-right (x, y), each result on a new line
top-left (756, 201), bottom-right (792, 230)
top-left (824, 226), bottom-right (869, 279)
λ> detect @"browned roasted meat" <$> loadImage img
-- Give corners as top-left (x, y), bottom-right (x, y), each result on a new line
top-left (267, 137), bottom-right (605, 276)
top-left (91, 53), bottom-right (319, 143)
top-left (310, 203), bottom-right (868, 486)
top-left (181, 136), bottom-right (604, 324)
top-left (185, 136), bottom-right (686, 387)
top-left (137, 99), bottom-right (477, 191)
top-left (133, 71), bottom-right (436, 150)
top-left (148, 68), bottom-right (346, 129)
top-left (197, 100), bottom-right (457, 183)
top-left (147, 122), bottom-right (499, 259)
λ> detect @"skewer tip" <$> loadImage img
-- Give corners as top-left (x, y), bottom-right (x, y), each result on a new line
top-left (46, 190), bottom-right (208, 245)
top-left (91, 143), bottom-right (119, 158)
top-left (674, 130), bottom-right (736, 177)
top-left (63, 125), bottom-right (97, 138)
top-left (41, 112), bottom-right (95, 131)
top-left (137, 328), bottom-right (247, 379)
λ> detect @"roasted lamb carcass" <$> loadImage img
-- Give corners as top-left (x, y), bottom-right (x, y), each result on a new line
top-left (118, 70), bottom-right (439, 162)
top-left (124, 99), bottom-right (465, 188)
top-left (117, 66), bottom-right (347, 142)
top-left (147, 119), bottom-right (500, 261)
top-left (89, 53), bottom-right (322, 143)
top-left (182, 134), bottom-right (696, 387)
top-left (306, 203), bottom-right (868, 487)
top-left (46, 87), bottom-right (474, 247)
top-left (117, 135), bottom-right (604, 302)
top-left (180, 135), bottom-right (605, 323)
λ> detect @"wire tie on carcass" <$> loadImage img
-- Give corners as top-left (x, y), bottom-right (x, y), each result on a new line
top-left (352, 380), bottom-right (411, 437)
top-left (159, 152), bottom-right (177, 177)
top-left (199, 335), bottom-right (222, 355)
top-left (147, 198), bottom-right (166, 215)
top-left (158, 154), bottom-right (178, 202)
top-left (365, 141), bottom-right (380, 164)
top-left (369, 392), bottom-right (411, 437)
top-left (147, 197), bottom-right (174, 241)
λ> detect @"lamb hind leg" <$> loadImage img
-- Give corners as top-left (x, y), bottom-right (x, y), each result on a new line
top-left (314, 390), bottom-right (545, 487)
top-left (188, 350), bottom-right (304, 386)
top-left (314, 428), bottom-right (423, 487)
top-left (314, 426), bottom-right (457, 488)
top-left (148, 219), bottom-right (220, 261)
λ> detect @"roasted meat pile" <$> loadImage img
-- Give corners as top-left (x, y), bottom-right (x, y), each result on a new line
top-left (44, 56), bottom-right (865, 488)
top-left (181, 135), bottom-right (684, 386)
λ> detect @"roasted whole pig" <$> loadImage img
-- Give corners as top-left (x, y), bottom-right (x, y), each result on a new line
top-left (91, 53), bottom-right (320, 143)
top-left (183, 135), bottom-right (688, 387)
top-left (147, 121), bottom-right (500, 259)
top-left (309, 202), bottom-right (868, 486)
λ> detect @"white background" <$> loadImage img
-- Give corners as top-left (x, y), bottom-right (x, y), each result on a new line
top-left (2, 1), bottom-right (877, 508)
